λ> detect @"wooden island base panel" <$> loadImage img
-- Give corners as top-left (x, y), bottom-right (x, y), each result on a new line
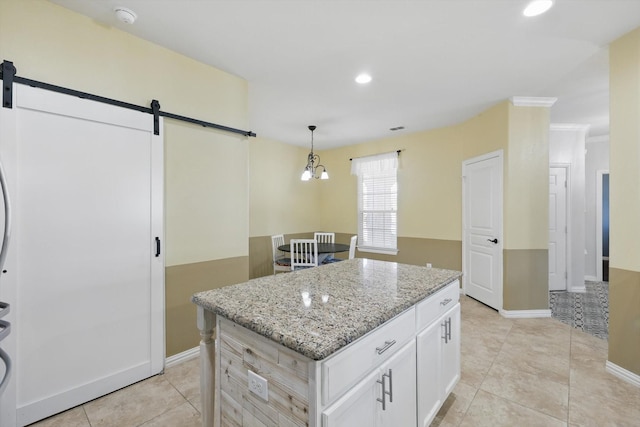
top-left (192, 258), bottom-right (462, 427)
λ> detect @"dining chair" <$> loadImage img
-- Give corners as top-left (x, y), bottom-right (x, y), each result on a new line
top-left (324, 234), bottom-right (357, 264)
top-left (314, 232), bottom-right (335, 244)
top-left (271, 234), bottom-right (291, 274)
top-left (314, 232), bottom-right (335, 260)
top-left (290, 239), bottom-right (318, 270)
top-left (349, 235), bottom-right (358, 259)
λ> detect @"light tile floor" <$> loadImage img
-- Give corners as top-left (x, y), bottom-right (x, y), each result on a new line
top-left (31, 295), bottom-right (640, 426)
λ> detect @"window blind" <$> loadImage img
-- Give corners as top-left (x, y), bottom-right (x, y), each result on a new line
top-left (352, 152), bottom-right (398, 253)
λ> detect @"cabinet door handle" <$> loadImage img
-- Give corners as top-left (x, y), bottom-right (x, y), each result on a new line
top-left (377, 370), bottom-right (392, 410)
top-left (376, 375), bottom-right (387, 410)
top-left (440, 298), bottom-right (452, 306)
top-left (447, 317), bottom-right (452, 341)
top-left (387, 369), bottom-right (393, 403)
top-left (441, 320), bottom-right (448, 344)
top-left (375, 340), bottom-right (396, 355)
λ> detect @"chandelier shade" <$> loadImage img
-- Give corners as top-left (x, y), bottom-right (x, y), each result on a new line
top-left (301, 125), bottom-right (329, 181)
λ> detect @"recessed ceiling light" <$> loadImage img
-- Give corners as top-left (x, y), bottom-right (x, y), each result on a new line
top-left (523, 0), bottom-right (553, 17)
top-left (355, 73), bottom-right (372, 84)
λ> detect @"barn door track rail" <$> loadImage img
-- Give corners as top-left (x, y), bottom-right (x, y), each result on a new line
top-left (1, 60), bottom-right (256, 138)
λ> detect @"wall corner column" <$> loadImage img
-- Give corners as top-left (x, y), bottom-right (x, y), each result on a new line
top-left (608, 27), bottom-right (640, 378)
top-left (502, 97), bottom-right (556, 311)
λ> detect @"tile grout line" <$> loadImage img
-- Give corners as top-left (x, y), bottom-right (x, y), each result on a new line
top-left (456, 301), bottom-right (513, 426)
top-left (161, 364), bottom-right (203, 415)
top-left (478, 319), bottom-right (571, 424)
top-left (478, 388), bottom-right (569, 425)
top-left (134, 375), bottom-right (193, 427)
top-left (81, 405), bottom-right (92, 427)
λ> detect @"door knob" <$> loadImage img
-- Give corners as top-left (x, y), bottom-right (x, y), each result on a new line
top-left (487, 238), bottom-right (498, 244)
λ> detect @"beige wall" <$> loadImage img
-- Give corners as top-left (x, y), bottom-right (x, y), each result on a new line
top-left (505, 103), bottom-right (550, 250)
top-left (166, 124), bottom-right (248, 265)
top-left (0, 0), bottom-right (250, 356)
top-left (166, 257), bottom-right (247, 356)
top-left (319, 127), bottom-right (464, 240)
top-left (459, 101), bottom-right (509, 160)
top-left (609, 26), bottom-right (640, 376)
top-left (249, 137), bottom-right (323, 236)
top-left (610, 27), bottom-right (640, 273)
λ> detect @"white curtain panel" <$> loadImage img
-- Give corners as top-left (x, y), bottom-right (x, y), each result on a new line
top-left (351, 151), bottom-right (398, 176)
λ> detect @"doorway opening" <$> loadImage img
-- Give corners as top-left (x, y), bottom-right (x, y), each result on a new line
top-left (596, 171), bottom-right (609, 282)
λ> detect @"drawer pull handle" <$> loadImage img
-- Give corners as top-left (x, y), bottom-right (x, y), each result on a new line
top-left (440, 298), bottom-right (452, 306)
top-left (376, 340), bottom-right (396, 355)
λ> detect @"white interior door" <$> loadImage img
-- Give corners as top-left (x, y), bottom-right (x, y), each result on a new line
top-left (549, 167), bottom-right (567, 291)
top-left (463, 151), bottom-right (503, 311)
top-left (0, 84), bottom-right (164, 426)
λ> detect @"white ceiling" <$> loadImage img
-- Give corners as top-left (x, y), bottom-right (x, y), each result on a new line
top-left (49, 0), bottom-right (640, 149)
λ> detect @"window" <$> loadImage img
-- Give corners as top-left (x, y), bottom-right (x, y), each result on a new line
top-left (351, 152), bottom-right (398, 254)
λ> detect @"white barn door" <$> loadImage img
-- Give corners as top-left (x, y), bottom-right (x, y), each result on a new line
top-left (463, 151), bottom-right (503, 311)
top-left (0, 84), bottom-right (164, 426)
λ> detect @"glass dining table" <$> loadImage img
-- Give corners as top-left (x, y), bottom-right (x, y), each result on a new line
top-left (278, 242), bottom-right (350, 265)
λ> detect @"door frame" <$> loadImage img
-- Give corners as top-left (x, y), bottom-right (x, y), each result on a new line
top-left (462, 149), bottom-right (504, 311)
top-left (596, 169), bottom-right (609, 282)
top-left (549, 163), bottom-right (570, 292)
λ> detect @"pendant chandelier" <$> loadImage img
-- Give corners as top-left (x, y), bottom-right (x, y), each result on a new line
top-left (301, 125), bottom-right (329, 181)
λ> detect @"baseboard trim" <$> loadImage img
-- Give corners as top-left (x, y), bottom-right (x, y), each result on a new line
top-left (165, 346), bottom-right (200, 368)
top-left (499, 309), bottom-right (552, 319)
top-left (584, 275), bottom-right (598, 282)
top-left (606, 361), bottom-right (640, 388)
top-left (569, 286), bottom-right (586, 293)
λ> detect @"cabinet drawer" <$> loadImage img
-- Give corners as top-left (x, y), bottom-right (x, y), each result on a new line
top-left (416, 280), bottom-right (459, 331)
top-left (321, 307), bottom-right (416, 405)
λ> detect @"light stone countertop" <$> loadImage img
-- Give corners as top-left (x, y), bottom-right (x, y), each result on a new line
top-left (191, 258), bottom-right (462, 360)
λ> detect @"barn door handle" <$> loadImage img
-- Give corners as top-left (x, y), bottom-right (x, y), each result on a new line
top-left (155, 237), bottom-right (161, 257)
top-left (487, 238), bottom-right (498, 244)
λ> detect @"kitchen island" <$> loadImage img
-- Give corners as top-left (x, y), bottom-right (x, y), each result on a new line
top-left (192, 258), bottom-right (462, 427)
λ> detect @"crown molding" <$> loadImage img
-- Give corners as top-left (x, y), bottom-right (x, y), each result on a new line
top-left (510, 96), bottom-right (558, 107)
top-left (550, 123), bottom-right (591, 132)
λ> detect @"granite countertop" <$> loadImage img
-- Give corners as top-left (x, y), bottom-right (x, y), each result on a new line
top-left (192, 258), bottom-right (462, 361)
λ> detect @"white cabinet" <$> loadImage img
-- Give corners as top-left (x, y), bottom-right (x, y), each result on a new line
top-left (380, 340), bottom-right (417, 427)
top-left (416, 301), bottom-right (460, 427)
top-left (321, 308), bottom-right (416, 405)
top-left (321, 280), bottom-right (459, 427)
top-left (322, 340), bottom-right (416, 427)
top-left (416, 315), bottom-right (443, 426)
top-left (441, 303), bottom-right (461, 397)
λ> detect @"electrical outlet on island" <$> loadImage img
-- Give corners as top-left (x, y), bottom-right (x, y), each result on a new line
top-left (248, 370), bottom-right (269, 401)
